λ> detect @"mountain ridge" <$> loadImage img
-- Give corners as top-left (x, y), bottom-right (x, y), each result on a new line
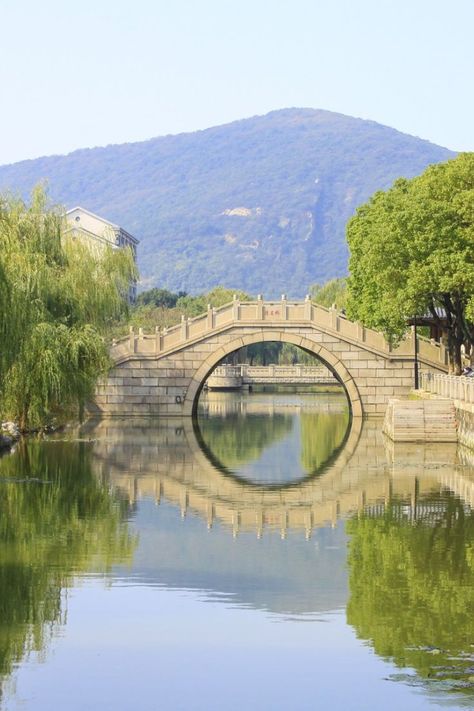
top-left (0, 108), bottom-right (455, 297)
top-left (0, 108), bottom-right (453, 167)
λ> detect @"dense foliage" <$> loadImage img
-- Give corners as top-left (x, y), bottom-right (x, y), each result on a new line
top-left (135, 287), bottom-right (187, 308)
top-left (0, 109), bottom-right (454, 296)
top-left (0, 188), bottom-right (136, 427)
top-left (310, 277), bottom-right (347, 309)
top-left (346, 153), bottom-right (474, 372)
top-left (347, 495), bottom-right (474, 698)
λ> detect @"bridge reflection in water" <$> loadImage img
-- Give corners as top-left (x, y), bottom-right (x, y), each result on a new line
top-left (85, 394), bottom-right (474, 540)
top-left (1, 390), bottom-right (474, 708)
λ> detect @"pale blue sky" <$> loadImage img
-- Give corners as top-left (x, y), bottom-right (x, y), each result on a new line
top-left (1, 0), bottom-right (473, 165)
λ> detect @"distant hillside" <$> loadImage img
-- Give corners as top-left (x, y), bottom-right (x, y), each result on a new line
top-left (0, 109), bottom-right (455, 297)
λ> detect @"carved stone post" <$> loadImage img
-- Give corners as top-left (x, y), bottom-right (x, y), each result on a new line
top-left (232, 293), bottom-right (240, 320)
top-left (206, 304), bottom-right (213, 330)
top-left (129, 326), bottom-right (137, 353)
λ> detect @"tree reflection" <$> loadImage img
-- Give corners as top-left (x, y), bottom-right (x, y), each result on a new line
top-left (0, 441), bottom-right (135, 692)
top-left (300, 409), bottom-right (349, 472)
top-left (346, 492), bottom-right (474, 698)
top-left (197, 412), bottom-right (292, 469)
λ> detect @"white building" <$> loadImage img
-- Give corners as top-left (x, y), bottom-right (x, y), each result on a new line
top-left (65, 206), bottom-right (139, 300)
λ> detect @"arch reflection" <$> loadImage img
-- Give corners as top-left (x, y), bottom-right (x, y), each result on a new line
top-left (195, 390), bottom-right (351, 487)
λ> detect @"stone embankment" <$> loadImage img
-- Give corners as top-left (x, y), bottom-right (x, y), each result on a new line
top-left (384, 373), bottom-right (474, 448)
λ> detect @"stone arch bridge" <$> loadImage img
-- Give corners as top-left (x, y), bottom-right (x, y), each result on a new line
top-left (95, 297), bottom-right (449, 418)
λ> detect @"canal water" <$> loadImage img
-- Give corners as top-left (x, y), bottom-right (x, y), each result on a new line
top-left (0, 389), bottom-right (473, 710)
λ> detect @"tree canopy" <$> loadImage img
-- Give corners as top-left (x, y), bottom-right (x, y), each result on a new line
top-left (0, 187), bottom-right (136, 427)
top-left (310, 277), bottom-right (347, 309)
top-left (346, 153), bottom-right (474, 372)
top-left (135, 287), bottom-right (187, 309)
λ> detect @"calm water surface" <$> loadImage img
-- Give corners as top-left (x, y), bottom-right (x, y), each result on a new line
top-left (0, 389), bottom-right (473, 710)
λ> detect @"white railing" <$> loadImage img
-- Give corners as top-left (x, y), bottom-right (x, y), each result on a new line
top-left (211, 364), bottom-right (335, 382)
top-left (420, 371), bottom-right (474, 404)
top-left (110, 295), bottom-right (449, 370)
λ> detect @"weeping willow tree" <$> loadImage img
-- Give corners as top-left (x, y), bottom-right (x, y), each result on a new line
top-left (0, 187), bottom-right (137, 427)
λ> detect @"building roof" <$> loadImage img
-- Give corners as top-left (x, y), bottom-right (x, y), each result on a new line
top-left (407, 307), bottom-right (448, 326)
top-left (65, 206), bottom-right (139, 244)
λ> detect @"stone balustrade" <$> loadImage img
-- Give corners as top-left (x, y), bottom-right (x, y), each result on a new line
top-left (111, 296), bottom-right (449, 371)
top-left (210, 364), bottom-right (334, 382)
top-left (420, 371), bottom-right (474, 405)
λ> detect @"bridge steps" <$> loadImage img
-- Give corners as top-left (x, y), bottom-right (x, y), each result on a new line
top-left (383, 398), bottom-right (457, 442)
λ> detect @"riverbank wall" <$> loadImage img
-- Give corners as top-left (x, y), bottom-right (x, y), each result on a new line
top-left (452, 403), bottom-right (474, 450)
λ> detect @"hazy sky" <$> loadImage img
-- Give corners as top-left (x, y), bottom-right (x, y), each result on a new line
top-left (1, 0), bottom-right (473, 165)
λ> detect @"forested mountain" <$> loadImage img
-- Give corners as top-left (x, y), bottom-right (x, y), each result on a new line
top-left (0, 109), bottom-right (455, 296)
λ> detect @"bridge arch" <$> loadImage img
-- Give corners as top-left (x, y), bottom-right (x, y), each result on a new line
top-left (184, 330), bottom-right (363, 418)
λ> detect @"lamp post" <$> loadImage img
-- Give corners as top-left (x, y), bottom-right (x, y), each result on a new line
top-left (414, 315), bottom-right (419, 390)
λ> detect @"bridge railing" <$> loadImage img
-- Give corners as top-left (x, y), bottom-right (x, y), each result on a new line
top-left (243, 365), bottom-right (332, 378)
top-left (420, 371), bottom-right (474, 404)
top-left (111, 295), bottom-right (449, 369)
top-left (211, 364), bottom-right (334, 379)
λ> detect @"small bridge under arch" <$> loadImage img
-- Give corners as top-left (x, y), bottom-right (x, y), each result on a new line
top-left (95, 297), bottom-right (449, 418)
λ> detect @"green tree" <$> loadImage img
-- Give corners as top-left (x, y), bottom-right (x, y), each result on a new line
top-left (176, 286), bottom-right (252, 317)
top-left (346, 153), bottom-right (474, 373)
top-left (310, 278), bottom-right (347, 309)
top-left (0, 187), bottom-right (136, 427)
top-left (135, 287), bottom-right (186, 308)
